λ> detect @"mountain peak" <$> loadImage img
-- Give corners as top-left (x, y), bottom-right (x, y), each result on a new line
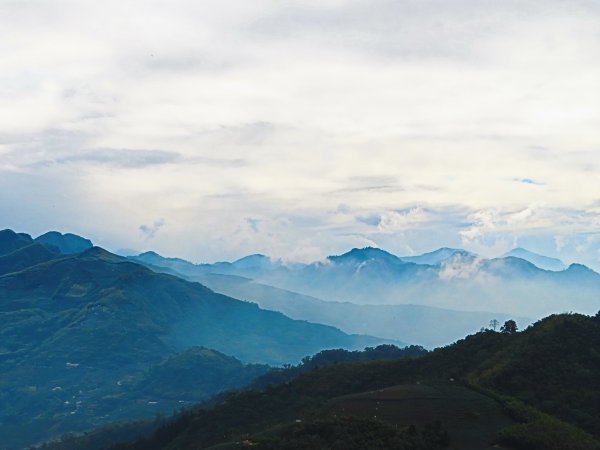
top-left (232, 254), bottom-right (273, 269)
top-left (328, 247), bottom-right (401, 264)
top-left (0, 229), bottom-right (33, 256)
top-left (138, 250), bottom-right (162, 258)
top-left (566, 263), bottom-right (596, 274)
top-left (400, 247), bottom-right (472, 265)
top-left (35, 231), bottom-right (93, 254)
top-left (502, 247), bottom-right (565, 271)
top-left (234, 253), bottom-right (268, 261)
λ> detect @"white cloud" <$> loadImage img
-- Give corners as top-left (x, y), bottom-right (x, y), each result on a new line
top-left (1, 0), bottom-right (599, 267)
top-left (139, 219), bottom-right (166, 240)
top-left (438, 255), bottom-right (489, 282)
top-left (381, 208), bottom-right (422, 231)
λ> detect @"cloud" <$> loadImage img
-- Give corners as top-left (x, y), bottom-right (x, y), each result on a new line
top-left (53, 149), bottom-right (181, 168)
top-left (139, 219), bottom-right (166, 240)
top-left (187, 156), bottom-right (248, 168)
top-left (355, 207), bottom-right (428, 233)
top-left (335, 176), bottom-right (403, 193)
top-left (459, 210), bottom-right (497, 242)
top-left (1, 0), bottom-right (600, 269)
top-left (245, 217), bottom-right (260, 232)
top-left (438, 254), bottom-right (490, 282)
top-left (514, 177), bottom-right (543, 185)
top-left (248, 0), bottom-right (521, 61)
top-left (459, 205), bottom-right (544, 245)
top-left (380, 208), bottom-right (427, 233)
top-left (554, 235), bottom-right (567, 252)
top-left (356, 214), bottom-right (381, 227)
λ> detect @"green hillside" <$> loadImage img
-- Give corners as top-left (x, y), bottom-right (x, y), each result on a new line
top-left (0, 232), bottom-right (392, 449)
top-left (85, 313), bottom-right (600, 450)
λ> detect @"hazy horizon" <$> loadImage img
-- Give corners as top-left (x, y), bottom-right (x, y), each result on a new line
top-left (1, 227), bottom-right (586, 275)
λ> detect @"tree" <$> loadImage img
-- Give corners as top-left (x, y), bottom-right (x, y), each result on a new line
top-left (500, 319), bottom-right (518, 334)
top-left (489, 319), bottom-right (500, 331)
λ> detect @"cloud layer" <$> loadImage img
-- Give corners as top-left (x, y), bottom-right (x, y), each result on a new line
top-left (1, 0), bottom-right (599, 267)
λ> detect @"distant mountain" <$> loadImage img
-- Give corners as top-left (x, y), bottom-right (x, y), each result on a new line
top-left (503, 247), bottom-right (566, 271)
top-left (115, 248), bottom-right (141, 257)
top-left (328, 246), bottom-right (404, 265)
top-left (137, 264), bottom-right (528, 348)
top-left (35, 230), bottom-right (93, 254)
top-left (0, 231), bottom-right (390, 449)
top-left (207, 248), bottom-right (600, 318)
top-left (131, 246), bottom-right (600, 318)
top-left (134, 250), bottom-right (199, 275)
top-left (0, 243), bottom-right (390, 365)
top-left (400, 247), bottom-right (474, 265)
top-left (134, 251), bottom-right (304, 284)
top-left (214, 254), bottom-right (294, 279)
top-left (231, 253), bottom-right (272, 269)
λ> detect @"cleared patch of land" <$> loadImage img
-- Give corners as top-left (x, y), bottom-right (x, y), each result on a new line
top-left (323, 383), bottom-right (515, 450)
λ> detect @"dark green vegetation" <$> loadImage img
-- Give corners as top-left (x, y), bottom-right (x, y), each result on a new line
top-left (321, 384), bottom-right (511, 450)
top-left (65, 312), bottom-right (600, 450)
top-left (127, 347), bottom-right (266, 401)
top-left (34, 231), bottom-right (93, 255)
top-left (5, 228), bottom-right (600, 449)
top-left (131, 252), bottom-right (530, 348)
top-left (37, 345), bottom-right (425, 450)
top-left (19, 347), bottom-right (268, 450)
top-left (253, 344), bottom-right (427, 387)
top-left (234, 417), bottom-right (450, 450)
top-left (0, 229), bottom-right (391, 449)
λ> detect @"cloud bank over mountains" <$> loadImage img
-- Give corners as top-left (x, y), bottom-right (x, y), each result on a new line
top-left (1, 0), bottom-right (600, 267)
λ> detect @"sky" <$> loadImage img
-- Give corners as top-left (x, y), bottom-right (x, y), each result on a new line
top-left (1, 0), bottom-right (600, 267)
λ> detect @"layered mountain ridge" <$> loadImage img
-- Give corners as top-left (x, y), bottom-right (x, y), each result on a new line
top-left (0, 229), bottom-right (392, 449)
top-left (132, 245), bottom-right (600, 318)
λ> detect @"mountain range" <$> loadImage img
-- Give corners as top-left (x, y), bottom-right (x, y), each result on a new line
top-left (131, 253), bottom-right (530, 348)
top-left (0, 229), bottom-right (392, 449)
top-left (3, 227), bottom-right (600, 449)
top-left (3, 227), bottom-right (599, 446)
top-left (132, 245), bottom-right (600, 319)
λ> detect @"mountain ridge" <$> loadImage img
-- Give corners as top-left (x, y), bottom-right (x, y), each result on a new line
top-left (0, 231), bottom-right (395, 449)
top-left (130, 245), bottom-right (600, 318)
top-left (502, 247), bottom-right (566, 271)
top-left (35, 231), bottom-right (93, 254)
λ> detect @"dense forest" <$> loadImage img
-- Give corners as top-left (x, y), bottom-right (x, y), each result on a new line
top-left (36, 313), bottom-right (600, 450)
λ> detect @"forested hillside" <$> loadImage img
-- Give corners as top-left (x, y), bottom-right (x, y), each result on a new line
top-left (38, 313), bottom-right (600, 450)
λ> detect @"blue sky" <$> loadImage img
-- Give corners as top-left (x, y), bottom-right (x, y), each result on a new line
top-left (1, 0), bottom-right (600, 268)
